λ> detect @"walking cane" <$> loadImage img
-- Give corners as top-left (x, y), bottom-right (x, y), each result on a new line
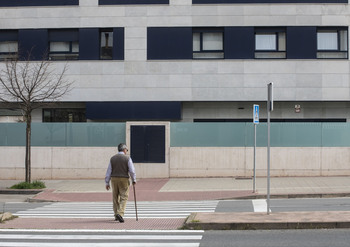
top-left (133, 183), bottom-right (138, 221)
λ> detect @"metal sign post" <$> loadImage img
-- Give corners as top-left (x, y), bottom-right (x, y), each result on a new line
top-left (253, 104), bottom-right (259, 193)
top-left (267, 83), bottom-right (273, 215)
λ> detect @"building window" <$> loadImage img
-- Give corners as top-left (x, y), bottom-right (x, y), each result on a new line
top-left (0, 30), bottom-right (18, 61)
top-left (317, 28), bottom-right (348, 59)
top-left (48, 29), bottom-right (79, 60)
top-left (100, 29), bottom-right (113, 60)
top-left (43, 109), bottom-right (86, 122)
top-left (193, 28), bottom-right (224, 59)
top-left (255, 28), bottom-right (286, 59)
top-left (49, 42), bottom-right (79, 60)
top-left (0, 0), bottom-right (79, 7)
top-left (0, 41), bottom-right (18, 60)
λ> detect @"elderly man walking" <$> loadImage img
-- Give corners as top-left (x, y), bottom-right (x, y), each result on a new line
top-left (105, 143), bottom-right (136, 223)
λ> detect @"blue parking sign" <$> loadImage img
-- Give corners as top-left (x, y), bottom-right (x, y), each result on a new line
top-left (253, 104), bottom-right (259, 124)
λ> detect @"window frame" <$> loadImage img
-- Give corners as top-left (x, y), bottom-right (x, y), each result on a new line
top-left (0, 30), bottom-right (18, 61)
top-left (316, 27), bottom-right (348, 59)
top-left (0, 41), bottom-right (18, 60)
top-left (254, 28), bottom-right (286, 59)
top-left (48, 29), bottom-right (79, 61)
top-left (100, 28), bottom-right (113, 60)
top-left (43, 108), bottom-right (86, 122)
top-left (192, 27), bottom-right (224, 59)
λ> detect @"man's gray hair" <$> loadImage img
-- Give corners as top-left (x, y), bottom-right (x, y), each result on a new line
top-left (118, 143), bottom-right (128, 152)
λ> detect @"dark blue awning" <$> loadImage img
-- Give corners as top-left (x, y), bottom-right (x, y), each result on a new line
top-left (86, 102), bottom-right (182, 120)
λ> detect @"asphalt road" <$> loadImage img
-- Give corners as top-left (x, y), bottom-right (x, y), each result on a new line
top-left (200, 229), bottom-right (350, 247)
top-left (0, 229), bottom-right (204, 246)
top-left (2, 197), bottom-right (350, 215)
top-left (216, 197), bottom-right (350, 212)
top-left (1, 198), bottom-right (350, 246)
top-left (1, 229), bottom-right (349, 246)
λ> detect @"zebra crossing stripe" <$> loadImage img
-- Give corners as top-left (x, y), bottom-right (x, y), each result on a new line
top-left (13, 201), bottom-right (218, 219)
top-left (0, 244), bottom-right (200, 247)
top-left (0, 229), bottom-right (204, 233)
top-left (0, 234), bottom-right (202, 240)
top-left (0, 229), bottom-right (203, 247)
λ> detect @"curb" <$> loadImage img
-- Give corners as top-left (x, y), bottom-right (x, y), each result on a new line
top-left (230, 192), bottom-right (350, 200)
top-left (0, 189), bottom-right (43, 195)
top-left (26, 198), bottom-right (60, 203)
top-left (185, 221), bottom-right (350, 230)
top-left (184, 211), bottom-right (350, 230)
top-left (2, 190), bottom-right (350, 203)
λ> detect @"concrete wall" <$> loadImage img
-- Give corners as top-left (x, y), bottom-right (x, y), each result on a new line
top-left (0, 147), bottom-right (115, 180)
top-left (170, 147), bottom-right (350, 177)
top-left (42, 60), bottom-right (350, 103)
top-left (2, 146), bottom-right (350, 180)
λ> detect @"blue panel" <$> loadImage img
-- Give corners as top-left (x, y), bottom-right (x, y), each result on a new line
top-left (131, 125), bottom-right (165, 163)
top-left (170, 123), bottom-right (246, 147)
top-left (270, 123), bottom-right (322, 147)
top-left (0, 123), bottom-right (25, 146)
top-left (49, 29), bottom-right (79, 42)
top-left (99, 0), bottom-right (169, 5)
top-left (66, 123), bottom-right (125, 147)
top-left (18, 29), bottom-right (48, 60)
top-left (193, 0), bottom-right (347, 3)
top-left (247, 123), bottom-right (322, 147)
top-left (86, 102), bottom-right (182, 120)
top-left (3, 122), bottom-right (350, 147)
top-left (322, 123), bottom-right (350, 147)
top-left (245, 123), bottom-right (268, 147)
top-left (113, 28), bottom-right (124, 60)
top-left (7, 123), bottom-right (26, 146)
top-left (0, 0), bottom-right (79, 7)
top-left (0, 30), bottom-right (18, 42)
top-left (171, 122), bottom-right (326, 147)
top-left (147, 27), bottom-right (192, 60)
top-left (79, 29), bottom-right (99, 60)
top-left (0, 123), bottom-right (125, 147)
top-left (287, 27), bottom-right (317, 59)
top-left (32, 123), bottom-right (66, 146)
top-left (0, 124), bottom-right (6, 146)
top-left (224, 27), bottom-right (254, 59)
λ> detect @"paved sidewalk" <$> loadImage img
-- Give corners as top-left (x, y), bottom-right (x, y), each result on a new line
top-left (0, 217), bottom-right (185, 230)
top-left (2, 176), bottom-right (350, 202)
top-left (1, 176), bottom-right (350, 230)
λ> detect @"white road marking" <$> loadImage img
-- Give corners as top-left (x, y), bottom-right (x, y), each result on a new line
top-left (252, 199), bottom-right (271, 212)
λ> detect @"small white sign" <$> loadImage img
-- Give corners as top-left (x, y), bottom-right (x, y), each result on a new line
top-left (253, 104), bottom-right (259, 124)
top-left (268, 82), bottom-right (273, 112)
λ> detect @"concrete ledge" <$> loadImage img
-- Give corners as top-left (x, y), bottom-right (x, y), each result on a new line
top-left (184, 211), bottom-right (350, 230)
top-left (0, 212), bottom-right (15, 223)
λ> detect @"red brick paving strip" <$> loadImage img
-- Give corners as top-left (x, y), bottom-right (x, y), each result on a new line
top-left (0, 217), bottom-right (185, 230)
top-left (32, 179), bottom-right (255, 202)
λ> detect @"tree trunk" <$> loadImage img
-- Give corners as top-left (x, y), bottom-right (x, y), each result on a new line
top-left (25, 112), bottom-right (32, 183)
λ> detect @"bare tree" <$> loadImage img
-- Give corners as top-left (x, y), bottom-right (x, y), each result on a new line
top-left (0, 55), bottom-right (72, 183)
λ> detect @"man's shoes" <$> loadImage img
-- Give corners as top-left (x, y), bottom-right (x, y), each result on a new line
top-left (115, 214), bottom-right (124, 223)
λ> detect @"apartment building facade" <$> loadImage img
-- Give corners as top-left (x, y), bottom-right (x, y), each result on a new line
top-left (1, 0), bottom-right (350, 179)
top-left (0, 0), bottom-right (349, 123)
